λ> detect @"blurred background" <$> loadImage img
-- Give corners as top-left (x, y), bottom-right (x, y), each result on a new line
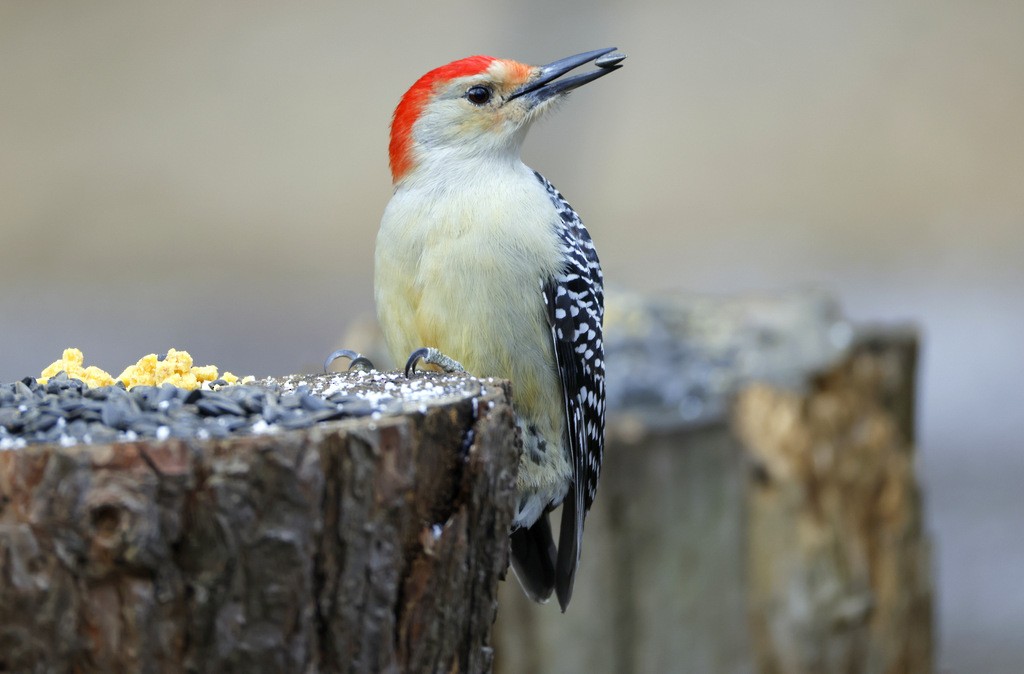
top-left (1, 1), bottom-right (1021, 670)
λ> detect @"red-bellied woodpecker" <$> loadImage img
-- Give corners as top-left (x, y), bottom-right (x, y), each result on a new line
top-left (374, 47), bottom-right (624, 611)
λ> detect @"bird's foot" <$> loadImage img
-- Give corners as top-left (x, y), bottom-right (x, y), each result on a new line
top-left (324, 349), bottom-right (375, 373)
top-left (404, 347), bottom-right (465, 377)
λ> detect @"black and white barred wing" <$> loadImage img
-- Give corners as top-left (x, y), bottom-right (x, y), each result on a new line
top-left (536, 171), bottom-right (606, 609)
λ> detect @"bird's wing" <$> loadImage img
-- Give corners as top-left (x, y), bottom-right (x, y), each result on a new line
top-left (536, 171), bottom-right (606, 611)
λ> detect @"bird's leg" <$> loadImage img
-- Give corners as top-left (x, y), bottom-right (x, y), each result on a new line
top-left (404, 347), bottom-right (466, 377)
top-left (324, 349), bottom-right (376, 373)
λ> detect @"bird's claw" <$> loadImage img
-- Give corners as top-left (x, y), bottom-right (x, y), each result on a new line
top-left (324, 349), bottom-right (375, 373)
top-left (404, 347), bottom-right (466, 377)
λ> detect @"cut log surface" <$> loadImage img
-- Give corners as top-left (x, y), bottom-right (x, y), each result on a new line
top-left (602, 289), bottom-right (853, 431)
top-left (0, 371), bottom-right (519, 674)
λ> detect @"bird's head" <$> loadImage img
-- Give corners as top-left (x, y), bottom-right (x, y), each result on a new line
top-left (388, 47), bottom-right (625, 184)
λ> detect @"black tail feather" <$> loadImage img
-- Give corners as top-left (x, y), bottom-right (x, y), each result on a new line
top-left (509, 512), bottom-right (557, 603)
top-left (555, 482), bottom-right (583, 612)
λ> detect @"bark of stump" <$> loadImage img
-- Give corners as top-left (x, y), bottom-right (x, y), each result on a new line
top-left (735, 331), bottom-right (933, 674)
top-left (0, 373), bottom-right (519, 674)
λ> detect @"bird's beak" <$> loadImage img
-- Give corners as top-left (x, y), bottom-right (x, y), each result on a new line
top-left (508, 47), bottom-right (626, 106)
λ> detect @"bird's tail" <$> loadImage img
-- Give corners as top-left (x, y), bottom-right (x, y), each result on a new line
top-left (555, 480), bottom-right (583, 611)
top-left (509, 512), bottom-right (557, 603)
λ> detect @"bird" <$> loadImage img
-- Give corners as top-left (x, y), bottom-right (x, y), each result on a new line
top-left (373, 47), bottom-right (624, 611)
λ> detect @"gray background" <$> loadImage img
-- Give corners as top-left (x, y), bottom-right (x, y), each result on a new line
top-left (1, 2), bottom-right (1021, 670)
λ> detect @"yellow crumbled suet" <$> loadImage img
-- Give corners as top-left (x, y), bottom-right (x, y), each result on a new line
top-left (38, 347), bottom-right (251, 390)
top-left (118, 348), bottom-right (203, 389)
top-left (39, 348), bottom-right (117, 388)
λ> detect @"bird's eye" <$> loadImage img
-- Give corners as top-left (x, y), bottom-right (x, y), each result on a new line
top-left (465, 85), bottom-right (492, 106)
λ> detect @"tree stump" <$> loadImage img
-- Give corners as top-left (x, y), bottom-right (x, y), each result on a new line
top-left (0, 372), bottom-right (519, 674)
top-left (492, 292), bottom-right (933, 674)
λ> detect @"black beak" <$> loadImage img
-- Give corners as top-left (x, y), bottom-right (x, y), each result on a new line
top-left (508, 47), bottom-right (626, 105)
